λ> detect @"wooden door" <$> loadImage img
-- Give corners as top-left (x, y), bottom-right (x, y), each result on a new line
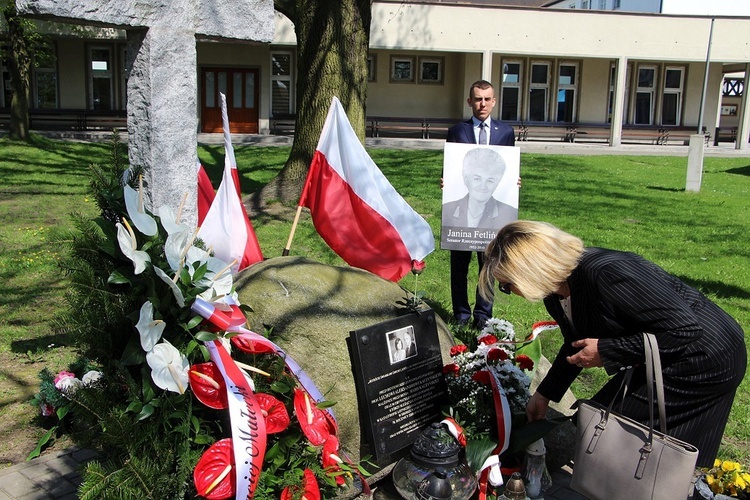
top-left (201, 67), bottom-right (259, 133)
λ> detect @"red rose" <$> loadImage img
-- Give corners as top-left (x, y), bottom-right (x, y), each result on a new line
top-left (443, 364), bottom-right (460, 375)
top-left (411, 260), bottom-right (426, 275)
top-left (516, 354), bottom-right (534, 371)
top-left (472, 370), bottom-right (492, 385)
top-left (487, 348), bottom-right (509, 363)
top-left (450, 344), bottom-right (468, 356)
top-left (478, 334), bottom-right (498, 346)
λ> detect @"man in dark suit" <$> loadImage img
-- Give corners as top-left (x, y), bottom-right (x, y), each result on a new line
top-left (446, 80), bottom-right (515, 329)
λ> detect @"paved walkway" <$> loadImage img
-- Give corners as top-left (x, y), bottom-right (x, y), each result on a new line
top-left (0, 448), bottom-right (96, 500)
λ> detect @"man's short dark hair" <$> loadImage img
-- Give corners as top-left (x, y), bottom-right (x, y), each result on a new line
top-left (469, 80), bottom-right (494, 97)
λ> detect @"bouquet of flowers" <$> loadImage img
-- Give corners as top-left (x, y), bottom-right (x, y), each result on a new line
top-left (702, 459), bottom-right (750, 499)
top-left (443, 318), bottom-right (537, 439)
top-left (31, 136), bottom-right (370, 499)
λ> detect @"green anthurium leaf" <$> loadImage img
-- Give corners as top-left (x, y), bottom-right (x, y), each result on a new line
top-left (191, 264), bottom-right (208, 283)
top-left (27, 426), bottom-right (57, 461)
top-left (193, 434), bottom-right (212, 445)
top-left (465, 437), bottom-right (499, 473)
top-left (126, 401), bottom-right (142, 414)
top-left (517, 337), bottom-right (542, 376)
top-left (107, 269), bottom-right (132, 285)
top-left (137, 404), bottom-right (154, 421)
top-left (56, 405), bottom-right (70, 420)
top-left (316, 400), bottom-right (337, 409)
top-left (120, 336), bottom-right (147, 366)
top-left (186, 315), bottom-right (204, 330)
top-left (195, 330), bottom-right (218, 342)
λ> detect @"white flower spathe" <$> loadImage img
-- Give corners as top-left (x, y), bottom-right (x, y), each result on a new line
top-left (146, 340), bottom-right (189, 394)
top-left (153, 266), bottom-right (186, 307)
top-left (136, 301), bottom-right (166, 352)
top-left (116, 220), bottom-right (150, 275)
top-left (123, 184), bottom-right (157, 236)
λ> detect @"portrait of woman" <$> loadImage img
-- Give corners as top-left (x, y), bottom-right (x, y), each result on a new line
top-left (480, 220), bottom-right (746, 467)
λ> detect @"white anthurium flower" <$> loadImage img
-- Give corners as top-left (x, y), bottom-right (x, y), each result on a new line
top-left (123, 183), bottom-right (157, 236)
top-left (153, 266), bottom-right (186, 307)
top-left (146, 340), bottom-right (189, 394)
top-left (136, 301), bottom-right (166, 352)
top-left (116, 220), bottom-right (151, 275)
top-left (157, 204), bottom-right (189, 236)
top-left (164, 229), bottom-right (191, 272)
top-left (196, 257), bottom-right (235, 301)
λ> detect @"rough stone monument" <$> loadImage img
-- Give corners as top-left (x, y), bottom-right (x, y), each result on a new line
top-left (15, 0), bottom-right (275, 227)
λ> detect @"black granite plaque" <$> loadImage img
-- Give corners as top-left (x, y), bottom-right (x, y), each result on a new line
top-left (348, 309), bottom-right (449, 462)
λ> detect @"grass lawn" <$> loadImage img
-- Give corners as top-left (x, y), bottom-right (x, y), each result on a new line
top-left (1, 134), bottom-right (749, 466)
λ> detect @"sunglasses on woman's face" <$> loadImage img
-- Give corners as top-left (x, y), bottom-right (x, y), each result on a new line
top-left (499, 282), bottom-right (512, 294)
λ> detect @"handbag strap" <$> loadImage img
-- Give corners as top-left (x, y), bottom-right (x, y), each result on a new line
top-left (643, 333), bottom-right (667, 435)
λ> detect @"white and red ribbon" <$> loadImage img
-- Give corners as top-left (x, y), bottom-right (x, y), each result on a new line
top-left (205, 339), bottom-right (266, 499)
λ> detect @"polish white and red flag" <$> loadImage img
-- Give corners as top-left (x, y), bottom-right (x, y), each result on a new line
top-left (197, 93), bottom-right (263, 273)
top-left (299, 97), bottom-right (434, 282)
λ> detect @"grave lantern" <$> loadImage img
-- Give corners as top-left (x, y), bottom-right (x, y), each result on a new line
top-left (392, 422), bottom-right (476, 500)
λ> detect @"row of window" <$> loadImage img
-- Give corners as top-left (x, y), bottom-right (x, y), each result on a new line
top-left (497, 59), bottom-right (685, 125)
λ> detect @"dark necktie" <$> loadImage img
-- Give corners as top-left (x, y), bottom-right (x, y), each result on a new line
top-left (478, 122), bottom-right (487, 145)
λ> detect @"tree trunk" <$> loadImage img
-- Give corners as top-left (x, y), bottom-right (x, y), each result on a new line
top-left (4, 4), bottom-right (32, 141)
top-left (261, 0), bottom-right (371, 206)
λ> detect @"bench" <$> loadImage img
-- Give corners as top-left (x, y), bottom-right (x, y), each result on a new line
top-left (368, 116), bottom-right (427, 139)
top-left (270, 114), bottom-right (296, 135)
top-left (512, 123), bottom-right (578, 143)
top-left (713, 127), bottom-right (738, 145)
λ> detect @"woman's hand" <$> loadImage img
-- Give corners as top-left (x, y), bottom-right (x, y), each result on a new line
top-left (566, 338), bottom-right (603, 368)
top-left (526, 392), bottom-right (550, 422)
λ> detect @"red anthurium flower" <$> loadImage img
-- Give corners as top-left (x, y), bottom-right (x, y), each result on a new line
top-left (411, 259), bottom-right (426, 275)
top-left (193, 438), bottom-right (235, 500)
top-left (293, 388), bottom-right (336, 446)
top-left (516, 354), bottom-right (534, 371)
top-left (281, 468), bottom-right (321, 500)
top-left (256, 393), bottom-right (290, 434)
top-left (478, 334), bottom-right (498, 346)
top-left (449, 344), bottom-right (468, 356)
top-left (442, 363), bottom-right (460, 375)
top-left (472, 370), bottom-right (492, 385)
top-left (231, 336), bottom-right (276, 355)
top-left (189, 362), bottom-right (228, 410)
top-left (487, 348), bottom-right (509, 363)
top-left (322, 435), bottom-right (346, 486)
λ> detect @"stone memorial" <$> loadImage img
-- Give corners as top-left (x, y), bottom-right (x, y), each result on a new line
top-left (348, 309), bottom-right (449, 463)
top-left (15, 0), bottom-right (274, 227)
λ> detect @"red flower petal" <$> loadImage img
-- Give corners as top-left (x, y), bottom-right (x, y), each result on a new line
top-left (478, 334), bottom-right (498, 345)
top-left (472, 370), bottom-right (492, 385)
top-left (487, 348), bottom-right (509, 362)
top-left (231, 336), bottom-right (276, 355)
top-left (281, 469), bottom-right (321, 500)
top-left (189, 362), bottom-right (228, 410)
top-left (449, 344), bottom-right (468, 356)
top-left (322, 436), bottom-right (345, 486)
top-left (516, 354), bottom-right (534, 371)
top-left (442, 363), bottom-right (460, 375)
top-left (256, 393), bottom-right (290, 434)
top-left (194, 438), bottom-right (235, 499)
top-left (293, 388), bottom-right (336, 446)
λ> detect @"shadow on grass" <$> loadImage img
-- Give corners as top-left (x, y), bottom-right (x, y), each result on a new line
top-left (646, 185), bottom-right (685, 193)
top-left (677, 275), bottom-right (750, 300)
top-left (11, 334), bottom-right (74, 355)
top-left (726, 165), bottom-right (750, 176)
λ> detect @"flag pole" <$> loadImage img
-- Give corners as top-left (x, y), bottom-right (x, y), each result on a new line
top-left (282, 157), bottom-right (317, 256)
top-left (282, 206), bottom-right (304, 256)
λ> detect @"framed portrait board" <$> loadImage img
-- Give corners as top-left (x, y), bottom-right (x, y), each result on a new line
top-left (441, 143), bottom-right (520, 251)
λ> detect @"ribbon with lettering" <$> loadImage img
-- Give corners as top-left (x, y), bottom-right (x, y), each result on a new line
top-left (202, 339), bottom-right (266, 499)
top-left (192, 298), bottom-right (331, 417)
top-left (477, 368), bottom-right (512, 500)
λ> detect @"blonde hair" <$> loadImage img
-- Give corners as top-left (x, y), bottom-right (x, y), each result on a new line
top-left (480, 221), bottom-right (585, 302)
